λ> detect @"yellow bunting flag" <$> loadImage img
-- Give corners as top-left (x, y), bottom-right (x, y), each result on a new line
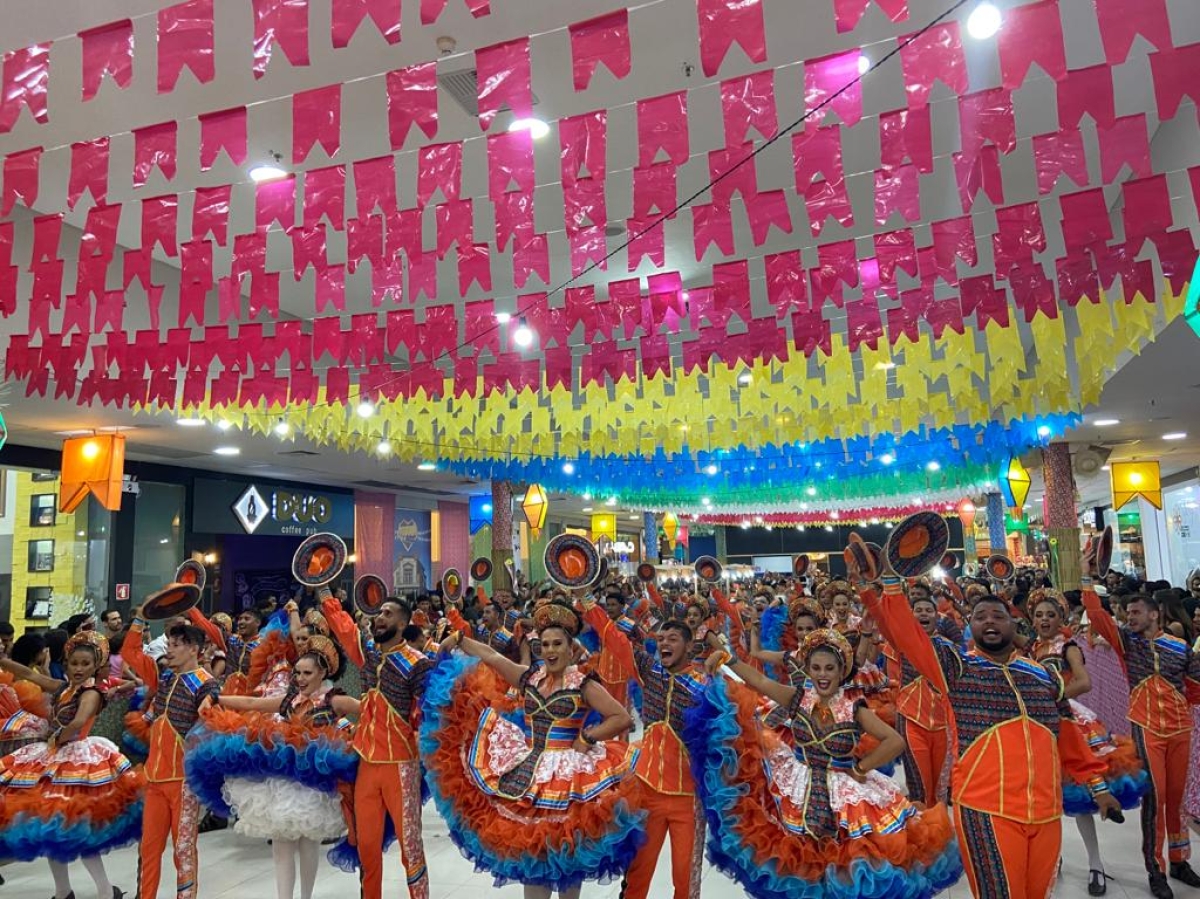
top-left (1111, 461), bottom-right (1162, 510)
top-left (591, 513), bottom-right (617, 542)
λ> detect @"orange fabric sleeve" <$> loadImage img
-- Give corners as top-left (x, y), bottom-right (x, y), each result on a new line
top-left (1059, 716), bottom-right (1110, 786)
top-left (1081, 587), bottom-right (1124, 665)
top-left (647, 584), bottom-right (666, 611)
top-left (713, 589), bottom-right (745, 644)
top-left (862, 580), bottom-right (952, 697)
top-left (447, 607), bottom-right (475, 638)
top-left (186, 608), bottom-right (226, 655)
top-left (124, 621), bottom-right (159, 694)
top-left (582, 604), bottom-right (636, 680)
top-left (322, 596), bottom-right (365, 669)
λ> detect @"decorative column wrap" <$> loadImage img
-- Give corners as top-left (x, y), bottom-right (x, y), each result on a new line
top-left (353, 491), bottom-right (395, 585)
top-left (437, 501), bottom-right (471, 584)
top-left (1042, 443), bottom-right (1082, 589)
top-left (643, 511), bottom-right (658, 562)
top-left (986, 492), bottom-right (1006, 554)
top-left (491, 480), bottom-right (514, 591)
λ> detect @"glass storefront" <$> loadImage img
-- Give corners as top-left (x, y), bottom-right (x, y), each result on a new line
top-left (131, 481), bottom-right (186, 607)
top-left (1164, 481), bottom-right (1200, 587)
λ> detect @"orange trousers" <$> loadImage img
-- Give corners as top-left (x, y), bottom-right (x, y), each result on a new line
top-left (138, 779), bottom-right (201, 899)
top-left (1133, 725), bottom-right (1192, 875)
top-left (954, 804), bottom-right (1060, 899)
top-left (896, 716), bottom-right (948, 806)
top-left (355, 759), bottom-right (428, 899)
top-left (621, 784), bottom-right (704, 899)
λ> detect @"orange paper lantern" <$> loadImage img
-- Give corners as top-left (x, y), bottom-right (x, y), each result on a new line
top-left (60, 434), bottom-right (125, 513)
top-left (956, 498), bottom-right (977, 530)
top-left (521, 484), bottom-right (548, 538)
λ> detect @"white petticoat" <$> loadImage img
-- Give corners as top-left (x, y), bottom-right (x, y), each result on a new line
top-left (766, 745), bottom-right (907, 811)
top-left (484, 714), bottom-right (608, 782)
top-left (223, 776), bottom-right (347, 842)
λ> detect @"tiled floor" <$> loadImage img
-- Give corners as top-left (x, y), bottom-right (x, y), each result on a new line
top-left (1, 805), bottom-right (1193, 899)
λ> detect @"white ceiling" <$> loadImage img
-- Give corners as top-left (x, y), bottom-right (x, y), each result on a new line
top-left (0, 0), bottom-right (1199, 518)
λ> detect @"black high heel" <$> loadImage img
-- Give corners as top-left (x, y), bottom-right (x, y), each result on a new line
top-left (1089, 870), bottom-right (1110, 896)
top-left (112, 887), bottom-right (126, 899)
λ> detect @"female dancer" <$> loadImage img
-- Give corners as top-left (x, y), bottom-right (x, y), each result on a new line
top-left (1029, 589), bottom-right (1148, 895)
top-left (0, 631), bottom-right (142, 899)
top-left (424, 601), bottom-right (643, 899)
top-left (691, 628), bottom-right (961, 899)
top-left (185, 637), bottom-right (358, 899)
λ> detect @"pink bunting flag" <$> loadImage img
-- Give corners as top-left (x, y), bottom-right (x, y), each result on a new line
top-left (746, 190), bottom-right (793, 246)
top-left (179, 239), bottom-right (213, 325)
top-left (569, 225), bottom-right (608, 276)
top-left (68, 138), bottom-right (109, 210)
top-left (805, 49), bottom-right (864, 128)
top-left (420, 0), bottom-right (490, 25)
top-left (331, 0), bottom-right (401, 48)
top-left (132, 122), bottom-right (178, 186)
top-left (763, 251), bottom-right (807, 318)
top-left (959, 88), bottom-right (1016, 155)
top-left (304, 165), bottom-right (346, 230)
top-left (198, 107), bottom-right (247, 171)
top-left (626, 217), bottom-right (665, 270)
top-left (570, 11), bottom-right (631, 91)
top-left (435, 199), bottom-right (474, 259)
top-left (0, 44), bottom-right (51, 133)
top-left (721, 71), bottom-right (778, 144)
top-left (494, 190), bottom-right (534, 251)
top-left (697, 0), bottom-right (767, 77)
top-left (637, 92), bottom-right (689, 166)
top-left (353, 155), bottom-right (398, 216)
top-left (833, 0), bottom-right (907, 33)
top-left (293, 84), bottom-right (341, 162)
top-left (157, 0), bottom-right (215, 93)
top-left (692, 202), bottom-right (735, 259)
top-left (1, 147), bottom-right (42, 216)
top-left (256, 176), bottom-right (297, 230)
top-left (417, 141), bottom-right (463, 206)
top-left (1149, 43), bottom-right (1200, 122)
top-left (899, 22), bottom-right (966, 109)
top-left (1098, 115), bottom-right (1151, 182)
top-left (633, 163), bottom-right (678, 217)
top-left (476, 38), bottom-right (532, 130)
top-left (252, 0), bottom-right (311, 77)
top-left (560, 110), bottom-right (607, 185)
top-left (874, 164), bottom-right (920, 226)
top-left (1057, 64), bottom-right (1115, 130)
top-left (952, 145), bottom-right (1004, 211)
top-left (386, 62), bottom-right (438, 148)
top-left (140, 194), bottom-right (179, 256)
top-left (1095, 0), bottom-right (1172, 66)
top-left (1059, 188), bottom-right (1112, 254)
top-left (930, 217), bottom-right (977, 282)
top-left (997, 0), bottom-right (1065, 89)
top-left (1032, 128), bottom-right (1087, 194)
top-left (1121, 175), bottom-right (1173, 245)
top-left (192, 185), bottom-right (232, 245)
top-left (879, 106), bottom-right (933, 173)
top-left (846, 296), bottom-right (884, 352)
top-left (458, 242), bottom-right (492, 294)
top-left (960, 274), bottom-right (1008, 329)
top-left (80, 21), bottom-right (134, 100)
top-left (875, 229), bottom-right (917, 284)
top-left (488, 130), bottom-right (535, 199)
top-left (992, 202), bottom-right (1045, 274)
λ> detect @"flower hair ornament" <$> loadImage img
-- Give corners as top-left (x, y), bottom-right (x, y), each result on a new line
top-left (818, 580), bottom-right (855, 605)
top-left (305, 634), bottom-right (341, 677)
top-left (532, 600), bottom-right (582, 638)
top-left (65, 630), bottom-right (110, 668)
top-left (1029, 588), bottom-right (1070, 620)
top-left (788, 596), bottom-right (826, 624)
top-left (796, 628), bottom-right (855, 675)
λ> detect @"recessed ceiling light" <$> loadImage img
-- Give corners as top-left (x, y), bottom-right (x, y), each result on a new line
top-left (738, 372), bottom-right (753, 385)
top-left (177, 418), bottom-right (206, 427)
top-left (356, 401), bottom-right (376, 418)
top-left (1094, 419), bottom-right (1119, 427)
top-left (705, 464), bottom-right (719, 475)
top-left (879, 453), bottom-right (895, 465)
top-left (702, 497), bottom-right (712, 506)
top-left (582, 506), bottom-right (594, 513)
top-left (1164, 432), bottom-right (1187, 440)
top-left (628, 514), bottom-right (639, 520)
top-left (1036, 425), bottom-right (1051, 437)
top-left (273, 421), bottom-right (290, 436)
top-left (217, 420), bottom-right (234, 431)
top-left (377, 440), bottom-right (392, 454)
top-left (512, 317), bottom-right (534, 348)
top-left (927, 461), bottom-right (941, 472)
top-left (417, 461), bottom-right (437, 471)
top-left (857, 54), bottom-right (870, 75)
top-left (508, 117), bottom-right (550, 140)
top-left (806, 486), bottom-right (817, 496)
top-left (562, 462), bottom-right (575, 475)
top-left (214, 446), bottom-right (240, 456)
top-left (966, 2), bottom-right (1002, 40)
top-left (249, 163), bottom-right (288, 183)
top-left (494, 312), bottom-right (512, 323)
top-left (824, 525), bottom-right (834, 532)
top-left (874, 361), bottom-right (895, 370)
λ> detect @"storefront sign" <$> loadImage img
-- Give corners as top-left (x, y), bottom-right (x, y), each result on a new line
top-left (193, 478), bottom-right (354, 538)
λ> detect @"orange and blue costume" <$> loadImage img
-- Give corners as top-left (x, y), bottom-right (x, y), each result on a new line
top-left (866, 580), bottom-right (1111, 899)
top-left (884, 638), bottom-right (951, 805)
top-left (1082, 584), bottom-right (1200, 878)
top-left (420, 652), bottom-right (643, 893)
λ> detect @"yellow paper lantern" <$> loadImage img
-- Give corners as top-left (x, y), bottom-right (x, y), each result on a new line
top-left (60, 434), bottom-right (126, 513)
top-left (521, 484), bottom-right (548, 538)
top-left (1111, 461), bottom-right (1162, 510)
top-left (591, 513), bottom-right (617, 542)
top-left (662, 512), bottom-right (679, 550)
top-left (1001, 456), bottom-right (1032, 510)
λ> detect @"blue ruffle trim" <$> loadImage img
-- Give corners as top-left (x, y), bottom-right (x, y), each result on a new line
top-left (419, 653), bottom-right (645, 892)
top-left (629, 679), bottom-right (644, 717)
top-left (684, 678), bottom-right (962, 899)
top-left (326, 815), bottom-right (398, 873)
top-left (578, 629), bottom-right (600, 655)
top-left (1063, 771), bottom-right (1149, 816)
top-left (760, 606), bottom-right (787, 653)
top-left (184, 724), bottom-right (358, 817)
top-left (0, 799), bottom-right (144, 863)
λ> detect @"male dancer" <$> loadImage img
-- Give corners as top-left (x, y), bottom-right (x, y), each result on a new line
top-left (593, 591), bottom-right (644, 721)
top-left (222, 607), bottom-right (264, 694)
top-left (865, 577), bottom-right (1119, 899)
top-left (323, 596), bottom-right (432, 899)
top-left (125, 611), bottom-right (221, 899)
top-left (1082, 563), bottom-right (1200, 898)
top-left (581, 601), bottom-right (707, 899)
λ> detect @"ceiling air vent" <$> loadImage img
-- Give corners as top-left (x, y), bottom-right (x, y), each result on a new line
top-left (437, 66), bottom-right (540, 118)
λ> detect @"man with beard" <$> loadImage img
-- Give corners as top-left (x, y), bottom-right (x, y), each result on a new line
top-left (580, 601), bottom-right (709, 899)
top-left (222, 607), bottom-right (264, 695)
top-left (322, 596), bottom-right (432, 899)
top-left (865, 576), bottom-right (1119, 899)
top-left (1083, 567), bottom-right (1200, 898)
top-left (909, 581), bottom-right (964, 646)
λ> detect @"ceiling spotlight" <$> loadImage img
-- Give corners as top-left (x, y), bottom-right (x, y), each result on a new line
top-left (562, 462), bottom-right (576, 475)
top-left (1036, 425), bottom-right (1052, 437)
top-left (582, 506), bottom-right (594, 513)
top-left (879, 453), bottom-right (895, 465)
top-left (831, 511), bottom-right (840, 519)
top-left (1094, 418), bottom-right (1119, 427)
top-left (629, 514), bottom-right (640, 520)
top-left (417, 461), bottom-right (437, 471)
top-left (824, 525), bottom-right (834, 532)
top-left (605, 496), bottom-right (618, 506)
top-left (741, 522), bottom-right (750, 529)
top-left (870, 517), bottom-right (880, 524)
top-left (806, 486), bottom-right (817, 497)
top-left (377, 440), bottom-right (392, 454)
top-left (1101, 465), bottom-right (1111, 472)
top-left (701, 497), bottom-right (712, 506)
top-left (754, 515), bottom-right (764, 523)
top-left (738, 372), bottom-right (753, 386)
top-left (512, 317), bottom-right (534, 348)
top-left (1164, 432), bottom-right (1188, 440)
top-left (274, 421), bottom-right (290, 436)
top-left (508, 117), bottom-right (550, 140)
top-left (248, 156), bottom-right (288, 183)
top-left (177, 417), bottom-right (206, 427)
top-left (927, 461), bottom-right (941, 472)
top-left (966, 1), bottom-right (1002, 39)
top-left (797, 525), bottom-right (805, 531)
top-left (214, 446), bottom-right (240, 456)
top-left (356, 401), bottom-right (376, 418)
top-left (217, 420), bottom-right (234, 431)
top-left (705, 464), bottom-right (719, 476)
top-left (494, 311), bottom-right (512, 323)
top-left (857, 54), bottom-right (870, 75)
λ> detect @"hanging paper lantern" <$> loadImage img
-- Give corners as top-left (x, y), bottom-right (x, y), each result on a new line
top-left (1000, 456), bottom-right (1031, 510)
top-left (60, 434), bottom-right (126, 513)
top-left (956, 498), bottom-right (977, 530)
top-left (521, 483), bottom-right (548, 538)
top-left (591, 513), bottom-right (617, 542)
top-left (1111, 461), bottom-right (1162, 510)
top-left (662, 512), bottom-right (679, 549)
